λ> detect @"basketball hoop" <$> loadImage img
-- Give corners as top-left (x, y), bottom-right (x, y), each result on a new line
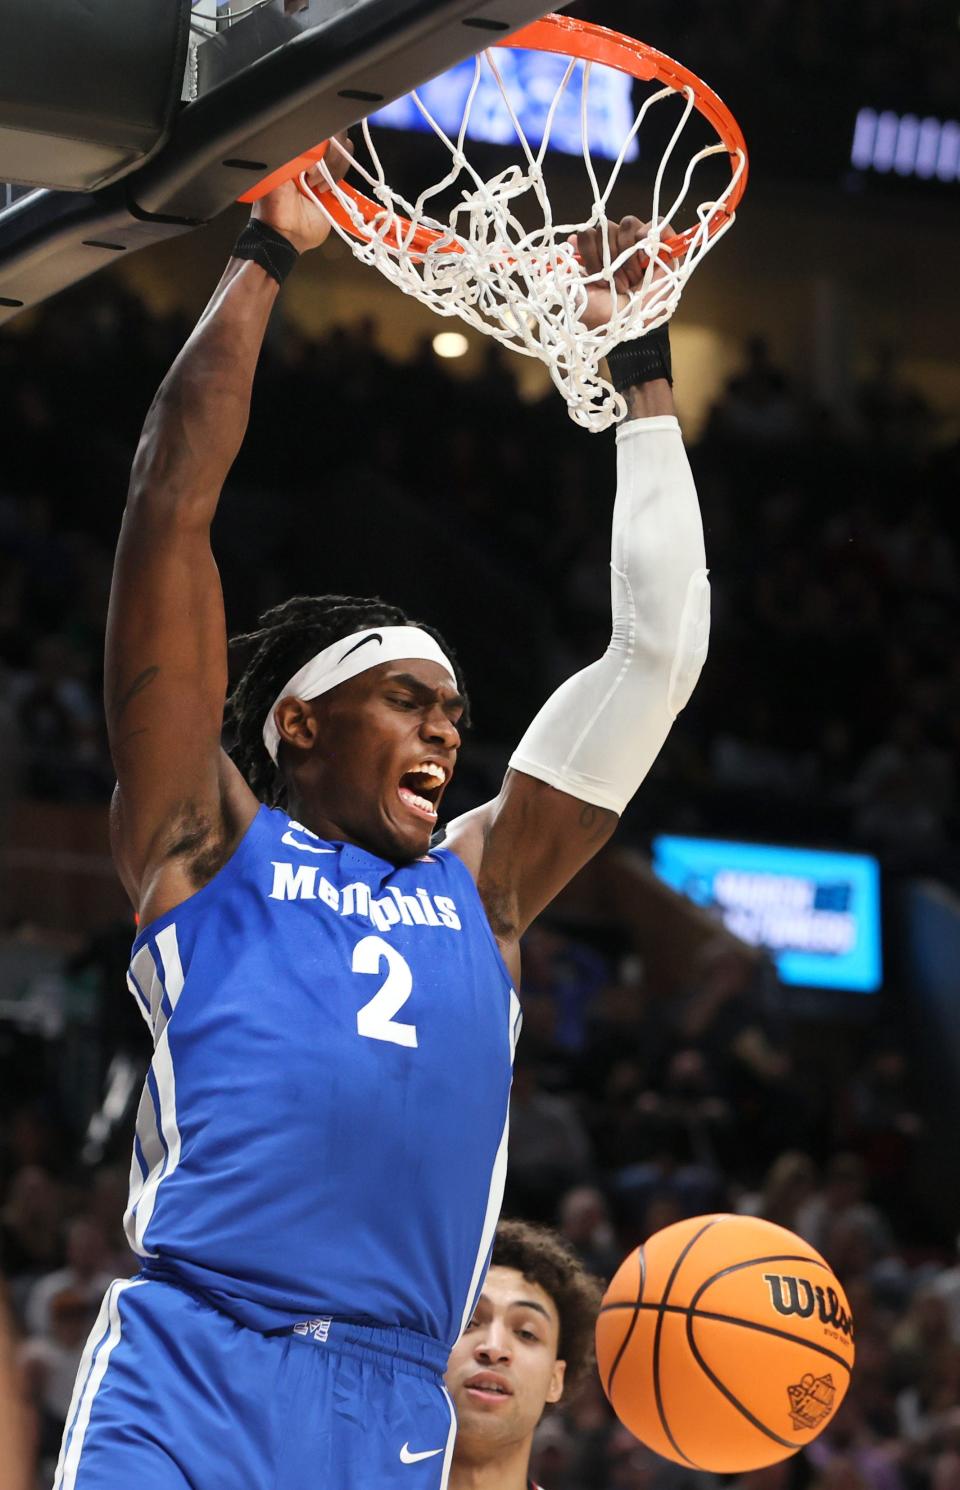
top-left (290, 15), bottom-right (748, 431)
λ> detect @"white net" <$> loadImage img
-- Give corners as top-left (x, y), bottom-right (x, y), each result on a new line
top-left (302, 43), bottom-right (746, 432)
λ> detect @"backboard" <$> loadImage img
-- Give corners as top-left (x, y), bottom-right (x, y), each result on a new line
top-left (0, 0), bottom-right (556, 323)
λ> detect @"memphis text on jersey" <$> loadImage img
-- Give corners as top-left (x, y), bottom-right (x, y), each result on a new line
top-left (269, 861), bottom-right (462, 934)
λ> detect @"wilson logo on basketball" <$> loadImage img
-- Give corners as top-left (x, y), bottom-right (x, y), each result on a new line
top-left (762, 1275), bottom-right (854, 1340)
top-left (787, 1372), bottom-right (836, 1431)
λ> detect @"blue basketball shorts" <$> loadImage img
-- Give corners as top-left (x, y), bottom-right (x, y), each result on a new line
top-left (54, 1277), bottom-right (457, 1490)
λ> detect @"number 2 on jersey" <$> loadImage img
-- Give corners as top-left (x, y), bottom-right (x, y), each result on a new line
top-left (353, 935), bottom-right (417, 1048)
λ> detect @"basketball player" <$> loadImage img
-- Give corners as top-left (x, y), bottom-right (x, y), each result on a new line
top-left (446, 1219), bottom-right (603, 1490)
top-left (55, 140), bottom-right (709, 1489)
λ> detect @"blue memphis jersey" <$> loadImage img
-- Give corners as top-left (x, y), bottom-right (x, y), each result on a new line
top-left (124, 805), bottom-right (519, 1346)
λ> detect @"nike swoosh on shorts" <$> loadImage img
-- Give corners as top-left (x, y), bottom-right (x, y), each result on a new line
top-left (399, 1444), bottom-right (444, 1464)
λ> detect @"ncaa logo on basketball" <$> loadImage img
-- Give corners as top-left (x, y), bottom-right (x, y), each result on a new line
top-left (787, 1372), bottom-right (836, 1432)
top-left (762, 1274), bottom-right (855, 1341)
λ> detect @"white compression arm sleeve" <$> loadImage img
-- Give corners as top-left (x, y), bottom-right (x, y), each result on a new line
top-left (508, 415), bottom-right (709, 815)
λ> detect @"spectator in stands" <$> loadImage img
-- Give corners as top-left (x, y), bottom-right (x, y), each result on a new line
top-left (520, 926), bottom-right (610, 1058)
top-left (549, 1375), bottom-right (611, 1490)
top-left (929, 1235), bottom-right (960, 1345)
top-left (506, 1065), bottom-right (595, 1223)
top-left (708, 335), bottom-right (801, 446)
top-left (736, 1150), bottom-right (819, 1231)
top-left (890, 1284), bottom-right (955, 1399)
top-left (896, 1340), bottom-right (960, 1458)
top-left (19, 1286), bottom-right (95, 1484)
top-left (23, 1217), bottom-right (112, 1339)
top-left (674, 939), bottom-right (796, 1159)
top-left (796, 1153), bottom-right (894, 1267)
top-left (0, 658), bottom-right (23, 820)
top-left (837, 1043), bottom-right (925, 1230)
top-left (806, 1396), bottom-right (907, 1490)
top-left (849, 714), bottom-right (954, 856)
top-left (610, 1049), bottom-right (730, 1241)
top-left (556, 1186), bottom-right (621, 1281)
top-left (0, 1169), bottom-right (63, 1316)
top-left (621, 1047), bottom-right (735, 1175)
top-left (12, 634), bottom-right (105, 801)
top-left (856, 345), bottom-right (934, 456)
top-left (928, 1405), bottom-right (960, 1490)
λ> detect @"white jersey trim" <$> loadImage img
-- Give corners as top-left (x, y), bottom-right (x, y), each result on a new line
top-left (54, 1279), bottom-right (146, 1490)
top-left (128, 925), bottom-right (185, 1044)
top-left (438, 1385), bottom-right (458, 1490)
top-left (457, 988), bottom-right (521, 1339)
top-left (124, 925), bottom-right (186, 1257)
top-left (153, 923), bottom-right (185, 1039)
top-left (130, 1023), bottom-right (181, 1256)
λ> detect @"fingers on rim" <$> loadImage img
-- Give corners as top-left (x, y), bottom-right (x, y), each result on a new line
top-left (324, 136), bottom-right (355, 182)
top-left (613, 218), bottom-right (649, 288)
top-left (576, 228), bottom-right (604, 275)
top-left (578, 216), bottom-right (678, 282)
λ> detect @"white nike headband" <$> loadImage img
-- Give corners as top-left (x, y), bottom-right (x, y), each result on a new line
top-left (262, 625), bottom-right (457, 764)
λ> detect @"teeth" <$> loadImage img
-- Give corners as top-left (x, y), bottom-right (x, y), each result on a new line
top-left (416, 761), bottom-right (447, 784)
top-left (398, 786), bottom-right (437, 818)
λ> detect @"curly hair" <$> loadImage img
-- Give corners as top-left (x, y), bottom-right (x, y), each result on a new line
top-left (491, 1218), bottom-right (605, 1400)
top-left (226, 594), bottom-right (469, 808)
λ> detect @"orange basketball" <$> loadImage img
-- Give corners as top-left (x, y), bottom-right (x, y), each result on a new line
top-left (595, 1213), bottom-right (855, 1473)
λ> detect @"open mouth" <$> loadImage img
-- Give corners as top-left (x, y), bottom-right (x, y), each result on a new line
top-left (464, 1374), bottom-right (512, 1402)
top-left (397, 761), bottom-right (447, 822)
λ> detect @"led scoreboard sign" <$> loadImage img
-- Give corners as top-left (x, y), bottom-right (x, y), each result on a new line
top-left (851, 107), bottom-right (960, 183)
top-left (652, 836), bottom-right (883, 994)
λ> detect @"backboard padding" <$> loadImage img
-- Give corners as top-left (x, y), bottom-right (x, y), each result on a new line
top-left (0, 0), bottom-right (557, 323)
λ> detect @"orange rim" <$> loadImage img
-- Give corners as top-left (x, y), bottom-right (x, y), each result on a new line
top-left (239, 13), bottom-right (748, 260)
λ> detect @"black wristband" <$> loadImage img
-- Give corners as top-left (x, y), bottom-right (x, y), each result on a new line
top-left (232, 218), bottom-right (300, 286)
top-left (605, 323), bottom-right (673, 391)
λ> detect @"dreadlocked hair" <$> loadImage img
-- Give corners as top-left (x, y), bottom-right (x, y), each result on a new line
top-left (226, 594), bottom-right (469, 808)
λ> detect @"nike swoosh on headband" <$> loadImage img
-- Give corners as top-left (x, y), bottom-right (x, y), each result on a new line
top-left (261, 626), bottom-right (456, 764)
top-left (338, 632), bottom-right (383, 663)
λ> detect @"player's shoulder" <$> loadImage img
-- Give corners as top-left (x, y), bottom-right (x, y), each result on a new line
top-left (422, 833), bottom-right (485, 898)
top-left (431, 801), bottom-right (492, 881)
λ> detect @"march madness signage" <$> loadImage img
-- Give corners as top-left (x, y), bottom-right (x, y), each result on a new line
top-left (652, 836), bottom-right (882, 993)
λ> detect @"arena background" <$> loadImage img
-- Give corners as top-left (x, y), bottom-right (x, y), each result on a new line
top-left (1, 1), bottom-right (959, 1485)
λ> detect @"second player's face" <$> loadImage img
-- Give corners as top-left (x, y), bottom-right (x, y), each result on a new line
top-left (446, 1266), bottom-right (566, 1458)
top-left (307, 660), bottom-right (463, 863)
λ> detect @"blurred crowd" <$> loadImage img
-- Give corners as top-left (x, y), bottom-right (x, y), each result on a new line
top-left (0, 278), bottom-right (957, 884)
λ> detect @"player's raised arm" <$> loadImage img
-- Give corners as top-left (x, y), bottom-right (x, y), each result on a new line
top-left (105, 146), bottom-right (350, 917)
top-left (445, 218), bottom-right (709, 972)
